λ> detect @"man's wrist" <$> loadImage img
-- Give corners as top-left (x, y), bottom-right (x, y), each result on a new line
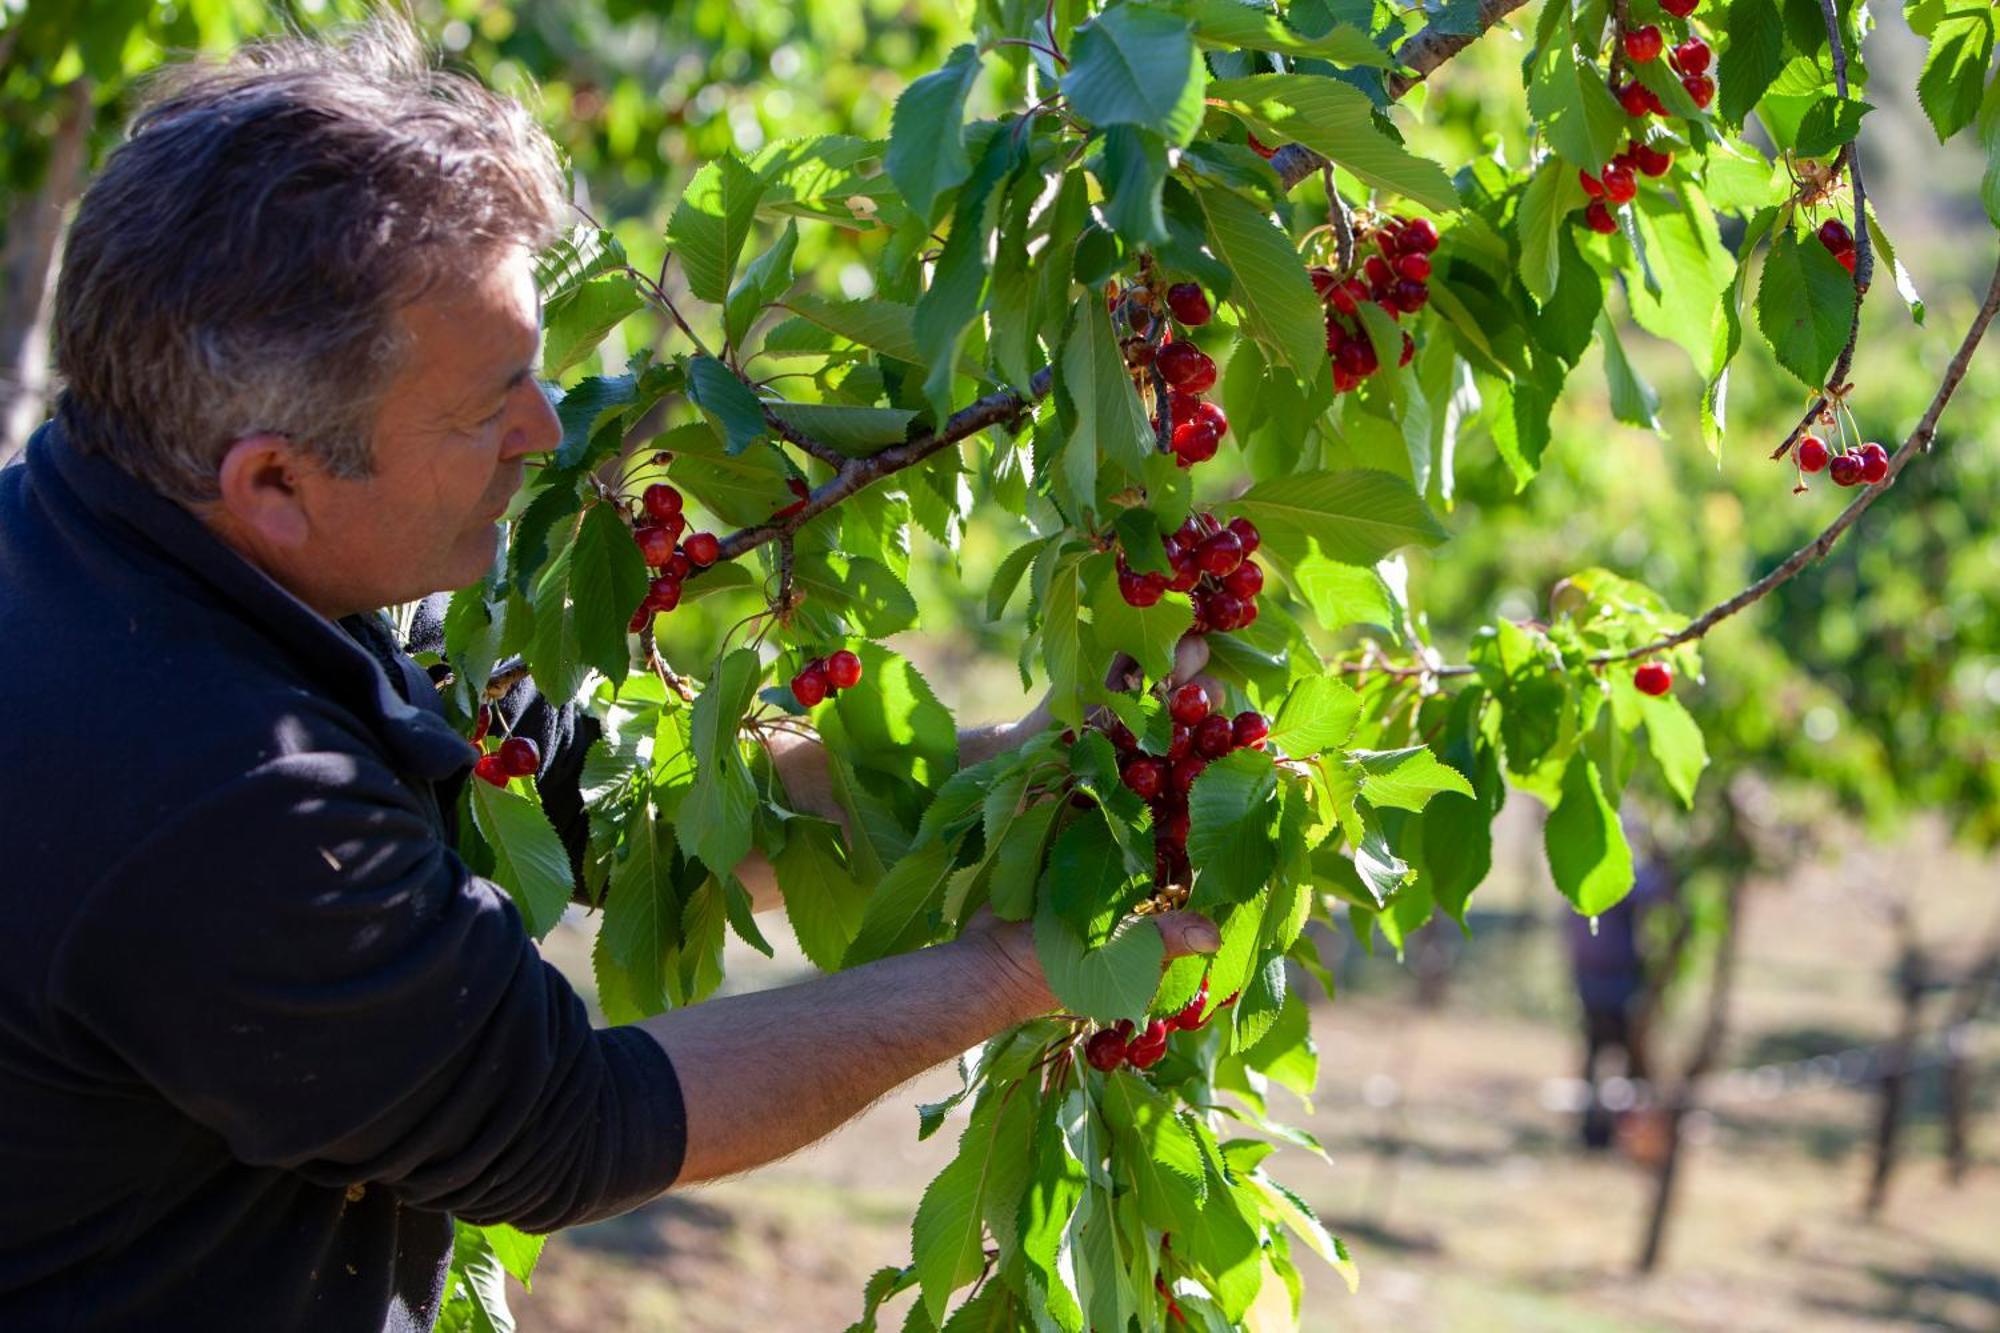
top-left (947, 920), bottom-right (1055, 1026)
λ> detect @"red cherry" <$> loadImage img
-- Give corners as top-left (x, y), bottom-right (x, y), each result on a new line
top-left (1166, 284), bottom-right (1212, 327)
top-left (791, 665), bottom-right (830, 707)
top-left (1168, 393), bottom-right (1202, 426)
top-left (498, 736), bottom-right (541, 777)
top-left (1171, 979), bottom-right (1211, 1031)
top-left (634, 524), bottom-right (676, 567)
top-left (1395, 253), bottom-right (1432, 283)
top-left (1399, 218), bottom-right (1440, 254)
top-left (1602, 163), bottom-right (1637, 205)
top-left (1584, 202), bottom-right (1620, 235)
top-left (1334, 336), bottom-right (1375, 379)
top-left (1128, 1018), bottom-right (1171, 1067)
top-left (470, 707), bottom-right (492, 744)
top-left (1634, 662), bottom-right (1673, 697)
top-left (1105, 718), bottom-right (1140, 753)
top-left (1168, 723), bottom-right (1193, 761)
top-left (1682, 74), bottom-right (1715, 109)
top-left (1171, 419), bottom-right (1221, 465)
top-left (1231, 711), bottom-right (1270, 750)
top-left (1393, 279), bottom-right (1430, 313)
top-left (1195, 530), bottom-right (1245, 577)
top-left (1328, 279), bottom-right (1360, 315)
top-left (627, 605), bottom-right (651, 633)
top-left (1195, 400), bottom-right (1228, 439)
top-left (472, 752), bottom-right (511, 787)
top-left (1618, 82), bottom-right (1654, 118)
top-left (1858, 442), bottom-right (1889, 484)
top-left (774, 476), bottom-right (810, 520)
top-left (1124, 756), bottom-right (1167, 800)
top-left (1817, 217), bottom-right (1854, 254)
top-left (1163, 807), bottom-right (1191, 846)
top-left (1332, 365), bottom-right (1360, 394)
top-left (1085, 1029), bottom-right (1129, 1072)
top-left (1623, 25), bottom-right (1663, 62)
top-left (1124, 339), bottom-right (1157, 369)
top-left (1310, 266), bottom-right (1341, 301)
top-left (665, 550), bottom-right (693, 581)
top-left (1363, 254), bottom-right (1395, 295)
top-left (1661, 0), bottom-right (1698, 15)
top-left (1118, 568), bottom-right (1164, 607)
top-left (683, 532), bottom-right (721, 567)
top-left (1671, 37), bottom-right (1711, 74)
top-left (1579, 170), bottom-right (1606, 199)
top-left (1194, 714), bottom-right (1235, 759)
top-left (1836, 249), bottom-right (1857, 275)
top-left (1226, 517), bottom-right (1260, 554)
top-left (1797, 434), bottom-right (1830, 473)
top-left (642, 483), bottom-right (684, 523)
top-left (1634, 143), bottom-right (1674, 177)
top-left (1169, 682), bottom-right (1211, 726)
top-left (1165, 549), bottom-right (1201, 593)
top-left (1204, 589), bottom-right (1249, 631)
top-left (1829, 452), bottom-right (1865, 487)
top-left (826, 649), bottom-right (863, 689)
top-left (647, 575), bottom-right (683, 612)
top-left (1156, 341), bottom-right (1217, 393)
top-left (1221, 560), bottom-right (1264, 599)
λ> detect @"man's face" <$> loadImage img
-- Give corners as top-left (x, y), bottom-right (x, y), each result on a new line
top-left (286, 245), bottom-right (559, 615)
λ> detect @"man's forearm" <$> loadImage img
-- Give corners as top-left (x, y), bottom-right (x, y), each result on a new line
top-left (638, 930), bottom-right (1052, 1185)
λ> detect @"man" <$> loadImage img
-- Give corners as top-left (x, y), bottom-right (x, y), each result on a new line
top-left (0, 20), bottom-right (1216, 1330)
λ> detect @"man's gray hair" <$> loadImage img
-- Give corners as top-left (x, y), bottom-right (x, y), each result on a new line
top-left (52, 16), bottom-right (568, 504)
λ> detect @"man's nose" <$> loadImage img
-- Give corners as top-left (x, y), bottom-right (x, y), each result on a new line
top-left (501, 379), bottom-right (562, 460)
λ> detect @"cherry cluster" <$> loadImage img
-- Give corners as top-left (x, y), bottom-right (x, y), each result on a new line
top-left (788, 649), bottom-right (863, 707)
top-left (1118, 281), bottom-right (1232, 469)
top-left (1577, 136), bottom-right (1675, 234)
top-left (1816, 217), bottom-right (1859, 275)
top-left (627, 483), bottom-right (722, 629)
top-left (1614, 24), bottom-right (1714, 115)
top-left (1082, 977), bottom-right (1235, 1073)
top-left (1116, 512), bottom-right (1265, 633)
top-left (1796, 433), bottom-right (1888, 488)
top-left (1310, 214), bottom-right (1437, 394)
top-left (472, 732), bottom-right (541, 788)
top-left (1106, 681), bottom-right (1270, 891)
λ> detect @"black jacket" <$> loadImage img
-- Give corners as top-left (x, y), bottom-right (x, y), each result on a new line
top-left (0, 418), bottom-right (685, 1330)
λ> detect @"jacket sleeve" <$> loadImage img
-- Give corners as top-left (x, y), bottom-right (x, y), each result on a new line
top-left (46, 748), bottom-right (685, 1233)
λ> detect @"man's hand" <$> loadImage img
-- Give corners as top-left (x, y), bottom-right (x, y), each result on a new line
top-left (958, 905), bottom-right (1221, 1019)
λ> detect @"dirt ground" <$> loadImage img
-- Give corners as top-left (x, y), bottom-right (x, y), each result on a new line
top-left (512, 806), bottom-right (2000, 1333)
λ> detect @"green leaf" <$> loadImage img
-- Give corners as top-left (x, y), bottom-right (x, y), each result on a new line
top-left (1794, 97), bottom-right (1873, 156)
top-left (1526, 5), bottom-right (1628, 172)
top-left (1717, 0), bottom-right (1788, 125)
top-left (765, 403), bottom-right (918, 457)
top-left (553, 373), bottom-right (639, 471)
top-left (844, 839), bottom-right (959, 966)
top-left (887, 44), bottom-right (983, 225)
top-left (540, 273), bottom-right (643, 378)
top-left (1639, 691), bottom-right (1708, 808)
top-left (1516, 158), bottom-right (1587, 303)
top-left (1628, 186), bottom-right (1738, 379)
top-left (780, 294), bottom-right (924, 365)
top-left (569, 503), bottom-right (650, 685)
top-left (1865, 208), bottom-right (1926, 325)
top-left (600, 807), bottom-right (678, 1015)
top-left (1194, 185), bottom-right (1330, 376)
top-left (1041, 554), bottom-right (1086, 731)
top-left (1061, 6), bottom-right (1207, 147)
top-left (726, 220), bottom-right (800, 346)
top-left (1033, 901), bottom-right (1165, 1021)
top-left (683, 648), bottom-right (764, 877)
top-left (1225, 468), bottom-right (1449, 572)
top-left (1098, 126), bottom-right (1172, 246)
top-left (793, 553), bottom-right (919, 635)
top-left (476, 1224), bottom-right (546, 1290)
top-left (1206, 73), bottom-right (1458, 211)
top-left (1544, 751), bottom-right (1635, 915)
top-left (665, 154), bottom-right (768, 303)
top-left (657, 421), bottom-right (793, 529)
top-left (1042, 807), bottom-right (1133, 940)
top-left (911, 1089), bottom-right (1015, 1322)
top-left (1354, 746), bottom-right (1475, 812)
top-left (1597, 313), bottom-right (1662, 432)
top-left (1983, 74), bottom-right (2000, 229)
top-left (1170, 0), bottom-right (1391, 67)
top-left (1100, 1077), bottom-right (1208, 1237)
top-left (686, 354), bottom-right (771, 454)
top-left (1088, 559), bottom-right (1192, 686)
top-left (469, 779), bottom-right (574, 940)
top-left (824, 643), bottom-right (960, 791)
top-left (1061, 294), bottom-right (1157, 479)
top-left (1188, 749), bottom-right (1280, 908)
top-left (986, 536), bottom-right (1050, 621)
top-left (1756, 227), bottom-right (1857, 386)
top-left (1917, 6), bottom-right (1996, 141)
top-left (773, 817), bottom-right (871, 971)
top-left (1269, 676), bottom-right (1360, 756)
top-left (1290, 554), bottom-right (1399, 634)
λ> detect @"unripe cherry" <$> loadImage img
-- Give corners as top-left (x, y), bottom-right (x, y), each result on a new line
top-left (1796, 434), bottom-right (1830, 474)
top-left (498, 736), bottom-right (541, 777)
top-left (1623, 25), bottom-right (1663, 62)
top-left (1858, 442), bottom-right (1889, 484)
top-left (1156, 341), bottom-right (1217, 393)
top-left (683, 531), bottom-right (721, 566)
top-left (1169, 682), bottom-right (1211, 726)
top-left (1124, 756), bottom-right (1167, 800)
top-left (1634, 662), bottom-right (1673, 697)
top-left (1166, 283), bottom-right (1212, 326)
top-left (634, 524), bottom-right (676, 567)
top-left (473, 752), bottom-right (511, 787)
top-left (1222, 560), bottom-right (1264, 599)
top-left (1084, 1029), bottom-right (1128, 1072)
top-left (791, 665), bottom-right (829, 707)
top-left (1195, 530), bottom-right (1245, 577)
top-left (826, 649), bottom-right (864, 690)
top-left (1232, 711), bottom-right (1270, 750)
top-left (1194, 713), bottom-right (1235, 759)
top-left (642, 483), bottom-right (684, 522)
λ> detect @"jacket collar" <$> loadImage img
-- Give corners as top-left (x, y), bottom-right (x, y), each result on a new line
top-left (30, 416), bottom-right (474, 784)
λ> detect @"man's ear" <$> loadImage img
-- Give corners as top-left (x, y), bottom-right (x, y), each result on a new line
top-left (213, 433), bottom-right (314, 549)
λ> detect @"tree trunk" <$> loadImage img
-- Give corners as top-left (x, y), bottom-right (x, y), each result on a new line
top-left (1, 80), bottom-right (93, 465)
top-left (1863, 906), bottom-right (1925, 1218)
top-left (1940, 909), bottom-right (2000, 1186)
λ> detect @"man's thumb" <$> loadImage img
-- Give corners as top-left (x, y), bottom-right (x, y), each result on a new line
top-left (1151, 911), bottom-right (1220, 961)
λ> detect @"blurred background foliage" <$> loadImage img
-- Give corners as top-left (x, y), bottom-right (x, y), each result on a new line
top-left (5, 0), bottom-right (1997, 1326)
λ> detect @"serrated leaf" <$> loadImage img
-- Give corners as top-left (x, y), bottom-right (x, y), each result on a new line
top-left (1188, 749), bottom-right (1280, 908)
top-left (889, 45), bottom-right (983, 225)
top-left (541, 273), bottom-right (643, 379)
top-left (843, 838), bottom-right (960, 966)
top-left (780, 294), bottom-right (924, 365)
top-left (1544, 751), bottom-right (1635, 915)
top-left (1098, 126), bottom-right (1172, 246)
top-left (1756, 227), bottom-right (1857, 386)
top-left (1061, 6), bottom-right (1207, 147)
top-left (1225, 468), bottom-right (1449, 572)
top-left (686, 354), bottom-right (770, 454)
top-left (726, 220), bottom-right (799, 346)
top-left (1206, 73), bottom-right (1458, 211)
top-left (792, 553), bottom-right (919, 634)
top-left (553, 373), bottom-right (639, 471)
top-left (1639, 691), bottom-right (1708, 808)
top-left (569, 503), bottom-right (649, 685)
top-left (469, 779), bottom-right (573, 940)
top-left (683, 648), bottom-right (763, 878)
top-left (1794, 96), bottom-right (1873, 156)
top-left (823, 642), bottom-right (960, 791)
top-left (912, 1090), bottom-right (1017, 1323)
top-left (1194, 184), bottom-right (1332, 376)
top-left (1918, 6), bottom-right (1996, 142)
top-left (1033, 901), bottom-right (1165, 1021)
top-left (1516, 158), bottom-right (1587, 303)
top-left (1718, 0), bottom-right (1788, 124)
top-left (773, 817), bottom-right (871, 971)
top-left (1354, 746), bottom-right (1475, 812)
top-left (1088, 560), bottom-right (1192, 685)
top-left (1269, 676), bottom-right (1361, 756)
top-left (666, 155), bottom-right (767, 303)
top-left (1526, 5), bottom-right (1628, 171)
top-left (600, 806), bottom-right (678, 1015)
top-left (1170, 0), bottom-right (1390, 66)
top-left (1061, 294), bottom-right (1157, 479)
top-left (1865, 209), bottom-right (1926, 324)
top-left (766, 402), bottom-right (919, 456)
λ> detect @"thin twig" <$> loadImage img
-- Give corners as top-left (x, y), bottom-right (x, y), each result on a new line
top-left (1323, 164), bottom-right (1355, 272)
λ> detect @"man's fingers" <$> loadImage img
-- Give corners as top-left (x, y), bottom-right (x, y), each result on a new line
top-left (1151, 910), bottom-right (1220, 961)
top-left (1170, 632), bottom-right (1210, 687)
top-left (1102, 650), bottom-right (1142, 693)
